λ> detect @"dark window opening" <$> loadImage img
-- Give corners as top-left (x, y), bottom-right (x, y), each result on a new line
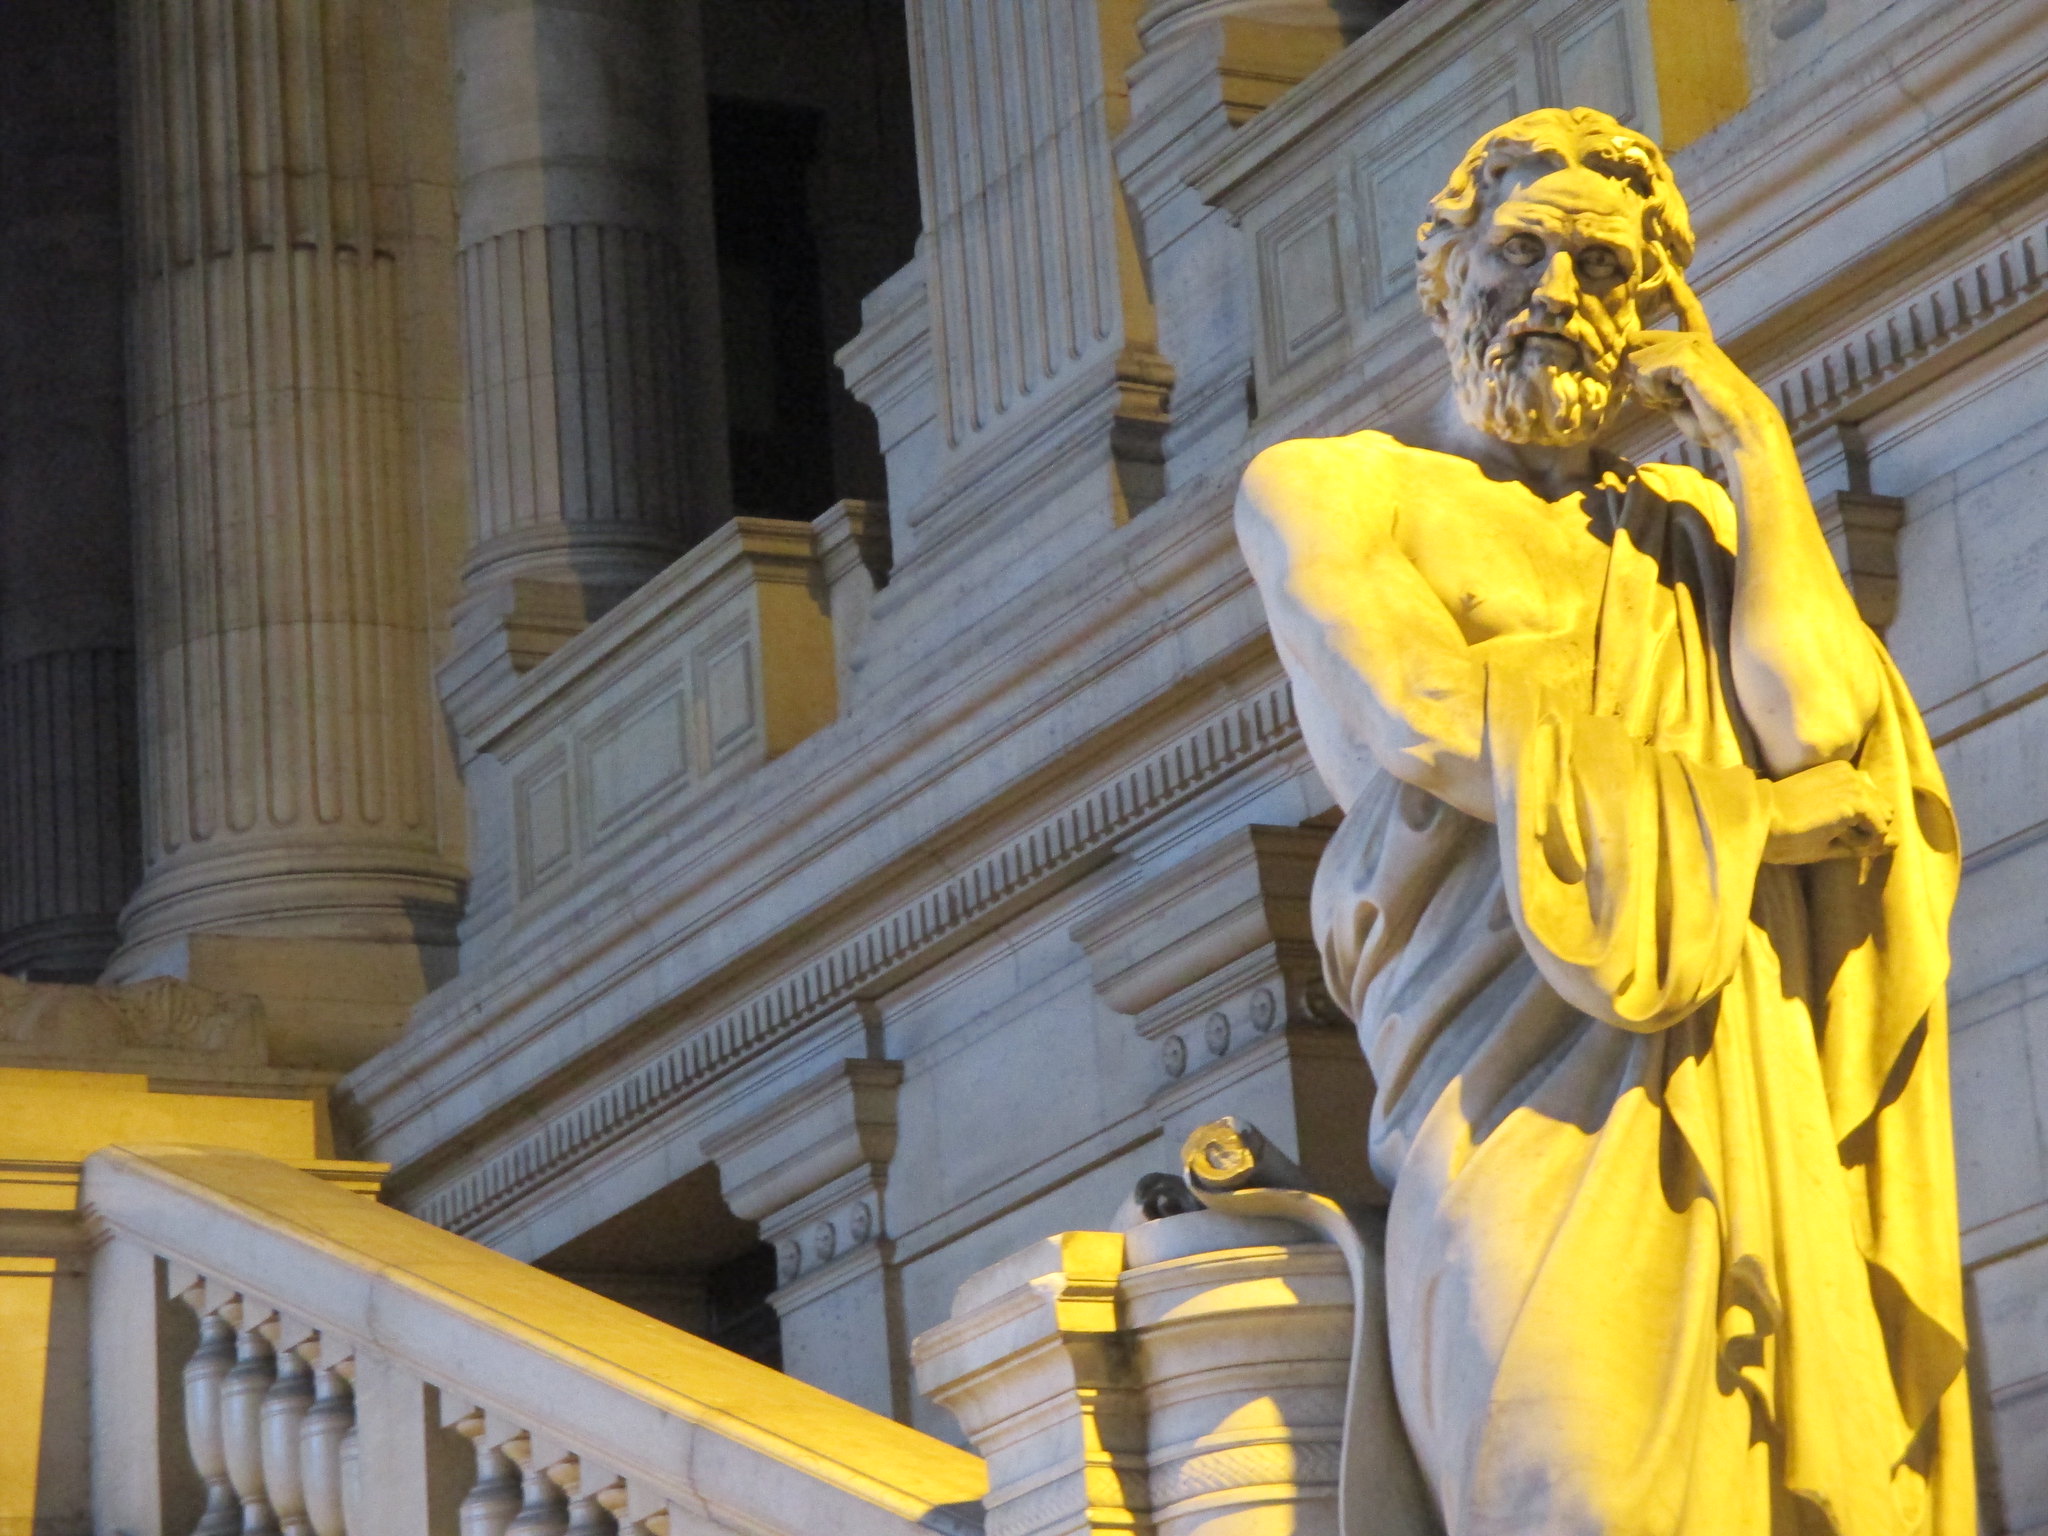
top-left (698, 0), bottom-right (921, 527)
top-left (535, 1164), bottom-right (783, 1370)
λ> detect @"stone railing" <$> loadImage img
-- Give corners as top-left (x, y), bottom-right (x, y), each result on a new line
top-left (82, 1145), bottom-right (986, 1536)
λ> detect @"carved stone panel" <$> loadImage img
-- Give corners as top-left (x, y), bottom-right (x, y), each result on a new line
top-left (461, 518), bottom-right (836, 934)
top-left (1194, 0), bottom-right (1673, 426)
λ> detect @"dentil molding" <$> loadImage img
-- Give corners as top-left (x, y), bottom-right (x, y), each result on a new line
top-left (411, 682), bottom-right (1303, 1234)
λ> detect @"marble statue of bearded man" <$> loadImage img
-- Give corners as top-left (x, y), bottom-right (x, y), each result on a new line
top-left (1234, 107), bottom-right (1974, 1535)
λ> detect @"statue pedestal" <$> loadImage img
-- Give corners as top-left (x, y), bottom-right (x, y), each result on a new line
top-left (1125, 1213), bottom-right (1350, 1536)
top-left (912, 1210), bottom-right (1351, 1536)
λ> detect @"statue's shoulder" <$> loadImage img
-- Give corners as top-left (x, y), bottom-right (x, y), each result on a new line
top-left (1239, 430), bottom-right (1410, 521)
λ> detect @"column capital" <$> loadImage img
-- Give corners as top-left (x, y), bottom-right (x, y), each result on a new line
top-left (703, 1055), bottom-right (902, 1303)
top-left (1070, 824), bottom-right (1328, 1021)
top-left (704, 1057), bottom-right (908, 1416)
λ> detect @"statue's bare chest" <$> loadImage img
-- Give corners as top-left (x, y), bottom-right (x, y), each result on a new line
top-left (1390, 477), bottom-right (1610, 646)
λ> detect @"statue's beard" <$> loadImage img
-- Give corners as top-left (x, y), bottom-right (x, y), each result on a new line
top-left (1447, 300), bottom-right (1625, 447)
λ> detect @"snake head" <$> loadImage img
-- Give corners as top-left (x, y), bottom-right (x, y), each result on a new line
top-left (1182, 1116), bottom-right (1310, 1195)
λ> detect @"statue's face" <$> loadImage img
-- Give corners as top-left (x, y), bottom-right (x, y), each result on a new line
top-left (1443, 162), bottom-right (1648, 447)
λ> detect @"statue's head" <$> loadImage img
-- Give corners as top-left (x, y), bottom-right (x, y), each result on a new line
top-left (1415, 107), bottom-right (1694, 447)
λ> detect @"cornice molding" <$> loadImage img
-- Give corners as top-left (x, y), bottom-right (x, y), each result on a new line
top-left (410, 681), bottom-right (1302, 1234)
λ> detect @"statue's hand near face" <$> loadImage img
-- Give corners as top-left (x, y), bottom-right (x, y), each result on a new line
top-left (1624, 316), bottom-right (1780, 453)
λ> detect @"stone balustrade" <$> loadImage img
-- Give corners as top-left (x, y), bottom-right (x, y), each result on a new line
top-left (440, 516), bottom-right (852, 948)
top-left (83, 1144), bottom-right (987, 1536)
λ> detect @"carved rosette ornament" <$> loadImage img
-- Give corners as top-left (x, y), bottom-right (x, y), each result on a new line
top-left (1232, 105), bottom-right (1974, 1533)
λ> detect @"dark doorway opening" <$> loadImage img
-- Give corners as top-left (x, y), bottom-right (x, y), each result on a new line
top-left (699, 0), bottom-right (921, 524)
top-left (536, 1163), bottom-right (783, 1370)
top-left (710, 98), bottom-right (835, 522)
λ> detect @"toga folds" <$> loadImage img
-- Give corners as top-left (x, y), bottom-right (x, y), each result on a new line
top-left (1260, 434), bottom-right (1972, 1534)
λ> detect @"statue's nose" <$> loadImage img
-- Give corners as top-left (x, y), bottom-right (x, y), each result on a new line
top-left (1532, 250), bottom-right (1578, 315)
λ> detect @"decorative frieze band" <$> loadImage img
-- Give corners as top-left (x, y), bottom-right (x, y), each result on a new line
top-left (413, 680), bottom-right (1303, 1233)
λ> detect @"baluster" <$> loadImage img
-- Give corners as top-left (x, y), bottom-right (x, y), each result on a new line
top-left (563, 1492), bottom-right (614, 1536)
top-left (563, 1463), bottom-right (617, 1536)
top-left (503, 1434), bottom-right (569, 1536)
top-left (182, 1307), bottom-right (243, 1536)
top-left (456, 1413), bottom-right (522, 1536)
top-left (593, 1484), bottom-right (630, 1536)
top-left (263, 1344), bottom-right (317, 1536)
top-left (339, 1426), bottom-right (362, 1536)
top-left (221, 1312), bottom-right (282, 1535)
top-left (299, 1360), bottom-right (353, 1536)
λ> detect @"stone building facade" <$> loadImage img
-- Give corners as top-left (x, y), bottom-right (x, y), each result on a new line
top-left (6, 0), bottom-right (2048, 1530)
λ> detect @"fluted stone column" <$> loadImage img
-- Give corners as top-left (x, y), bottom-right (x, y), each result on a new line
top-left (0, 0), bottom-right (142, 981)
top-left (443, 0), bottom-right (724, 697)
top-left (112, 0), bottom-right (465, 1066)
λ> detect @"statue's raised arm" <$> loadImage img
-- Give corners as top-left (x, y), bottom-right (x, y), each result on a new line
top-left (1237, 106), bottom-right (1972, 1536)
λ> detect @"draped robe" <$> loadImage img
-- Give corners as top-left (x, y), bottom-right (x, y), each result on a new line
top-left (1249, 431), bottom-right (1972, 1535)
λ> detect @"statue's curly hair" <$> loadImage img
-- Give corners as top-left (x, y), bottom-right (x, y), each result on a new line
top-left (1414, 107), bottom-right (1695, 325)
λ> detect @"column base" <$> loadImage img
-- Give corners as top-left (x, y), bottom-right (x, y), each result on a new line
top-left (102, 931), bottom-right (456, 1075)
top-left (0, 913), bottom-right (124, 985)
top-left (106, 848), bottom-right (464, 1073)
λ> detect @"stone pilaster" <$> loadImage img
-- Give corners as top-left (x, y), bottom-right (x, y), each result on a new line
top-left (113, 0), bottom-right (465, 1066)
top-left (895, 0), bottom-right (1172, 559)
top-left (703, 1059), bottom-right (909, 1419)
top-left (0, 0), bottom-right (141, 981)
top-left (1116, 4), bottom-right (1344, 489)
top-left (447, 0), bottom-right (724, 675)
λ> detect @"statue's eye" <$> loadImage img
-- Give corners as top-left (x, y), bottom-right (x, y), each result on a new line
top-left (1577, 246), bottom-right (1622, 283)
top-left (1499, 233), bottom-right (1546, 266)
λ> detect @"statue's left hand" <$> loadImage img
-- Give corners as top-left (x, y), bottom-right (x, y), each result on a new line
top-left (1763, 759), bottom-right (1896, 863)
